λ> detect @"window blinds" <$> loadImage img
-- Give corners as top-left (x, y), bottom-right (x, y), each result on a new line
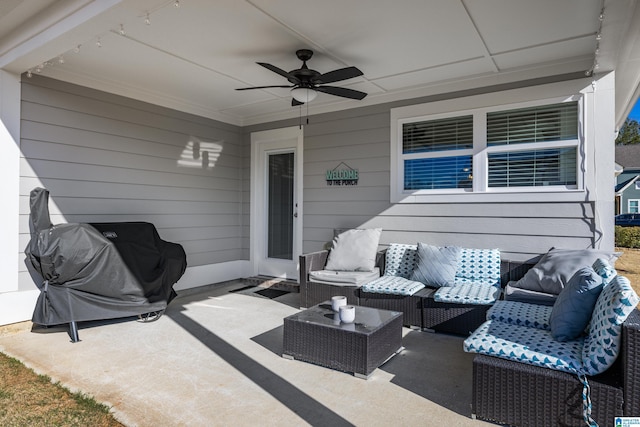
top-left (488, 148), bottom-right (577, 187)
top-left (403, 115), bottom-right (473, 153)
top-left (487, 102), bottom-right (578, 146)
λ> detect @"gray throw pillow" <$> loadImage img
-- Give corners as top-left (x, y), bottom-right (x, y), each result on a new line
top-left (410, 243), bottom-right (460, 288)
top-left (325, 228), bottom-right (382, 271)
top-left (512, 248), bottom-right (620, 295)
top-left (549, 267), bottom-right (604, 342)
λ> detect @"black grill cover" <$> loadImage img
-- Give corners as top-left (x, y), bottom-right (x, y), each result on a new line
top-left (25, 188), bottom-right (187, 326)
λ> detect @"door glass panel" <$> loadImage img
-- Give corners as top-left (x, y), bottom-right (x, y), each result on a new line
top-left (268, 152), bottom-right (294, 260)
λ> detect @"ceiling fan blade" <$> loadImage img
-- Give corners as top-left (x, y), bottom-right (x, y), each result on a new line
top-left (316, 85), bottom-right (367, 100)
top-left (292, 98), bottom-right (304, 106)
top-left (236, 85), bottom-right (293, 91)
top-left (317, 66), bottom-right (363, 84)
top-left (257, 62), bottom-right (301, 85)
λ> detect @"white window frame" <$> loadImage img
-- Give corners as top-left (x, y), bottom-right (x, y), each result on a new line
top-left (629, 199), bottom-right (640, 213)
top-left (635, 181), bottom-right (640, 190)
top-left (391, 88), bottom-right (588, 204)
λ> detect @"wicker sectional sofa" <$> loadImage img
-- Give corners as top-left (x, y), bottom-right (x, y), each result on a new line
top-left (300, 242), bottom-right (640, 425)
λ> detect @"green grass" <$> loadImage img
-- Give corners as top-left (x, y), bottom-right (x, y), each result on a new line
top-left (0, 352), bottom-right (124, 427)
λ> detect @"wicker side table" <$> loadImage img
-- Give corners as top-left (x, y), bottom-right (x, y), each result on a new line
top-left (282, 303), bottom-right (403, 379)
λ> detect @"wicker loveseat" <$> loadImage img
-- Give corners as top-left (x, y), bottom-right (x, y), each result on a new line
top-left (464, 261), bottom-right (640, 426)
top-left (300, 243), bottom-right (534, 335)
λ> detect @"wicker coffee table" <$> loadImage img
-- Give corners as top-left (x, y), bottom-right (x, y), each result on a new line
top-left (282, 302), bottom-right (403, 379)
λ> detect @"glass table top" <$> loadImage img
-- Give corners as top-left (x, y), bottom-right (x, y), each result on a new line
top-left (285, 302), bottom-right (402, 334)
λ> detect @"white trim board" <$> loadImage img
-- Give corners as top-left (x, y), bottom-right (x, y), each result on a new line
top-left (617, 175), bottom-right (640, 194)
top-left (0, 71), bottom-right (21, 294)
top-left (173, 261), bottom-right (250, 292)
top-left (250, 126), bottom-right (304, 280)
top-left (0, 290), bottom-right (39, 326)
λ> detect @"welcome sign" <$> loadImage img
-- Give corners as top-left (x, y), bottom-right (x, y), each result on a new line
top-left (326, 162), bottom-right (359, 186)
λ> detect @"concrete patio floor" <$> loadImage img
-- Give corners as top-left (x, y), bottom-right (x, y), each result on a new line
top-left (0, 282), bottom-right (493, 427)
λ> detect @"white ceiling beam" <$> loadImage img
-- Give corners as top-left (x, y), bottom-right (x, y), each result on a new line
top-left (460, 0), bottom-right (499, 73)
top-left (0, 0), bottom-right (123, 70)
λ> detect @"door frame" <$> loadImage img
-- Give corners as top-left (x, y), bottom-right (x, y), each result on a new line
top-left (250, 126), bottom-right (303, 280)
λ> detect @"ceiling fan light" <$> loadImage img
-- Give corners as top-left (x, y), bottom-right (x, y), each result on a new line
top-left (291, 87), bottom-right (317, 103)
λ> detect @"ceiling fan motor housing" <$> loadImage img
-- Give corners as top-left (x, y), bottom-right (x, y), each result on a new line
top-left (296, 49), bottom-right (314, 62)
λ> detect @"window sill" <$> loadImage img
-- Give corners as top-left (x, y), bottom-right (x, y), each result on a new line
top-left (391, 189), bottom-right (590, 204)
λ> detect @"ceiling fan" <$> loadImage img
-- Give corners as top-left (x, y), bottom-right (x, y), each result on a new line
top-left (236, 49), bottom-right (367, 106)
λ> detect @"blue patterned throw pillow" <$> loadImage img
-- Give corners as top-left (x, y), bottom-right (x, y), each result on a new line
top-left (582, 275), bottom-right (639, 375)
top-left (410, 243), bottom-right (460, 288)
top-left (592, 258), bottom-right (616, 284)
top-left (455, 248), bottom-right (501, 284)
top-left (383, 244), bottom-right (417, 278)
top-left (549, 267), bottom-right (604, 342)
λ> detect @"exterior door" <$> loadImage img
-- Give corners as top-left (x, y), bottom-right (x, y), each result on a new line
top-left (251, 127), bottom-right (303, 280)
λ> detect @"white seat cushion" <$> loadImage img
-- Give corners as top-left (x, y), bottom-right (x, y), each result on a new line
top-left (309, 268), bottom-right (380, 286)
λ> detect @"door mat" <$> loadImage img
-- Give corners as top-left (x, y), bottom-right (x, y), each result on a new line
top-left (228, 285), bottom-right (290, 300)
top-left (254, 288), bottom-right (290, 299)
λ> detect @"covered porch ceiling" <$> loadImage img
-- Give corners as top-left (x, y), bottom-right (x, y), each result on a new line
top-left (1, 0), bottom-right (640, 127)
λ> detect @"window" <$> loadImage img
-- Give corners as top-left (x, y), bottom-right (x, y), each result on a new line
top-left (629, 200), bottom-right (639, 213)
top-left (392, 97), bottom-right (582, 202)
top-left (402, 116), bottom-right (473, 190)
top-left (635, 181), bottom-right (640, 190)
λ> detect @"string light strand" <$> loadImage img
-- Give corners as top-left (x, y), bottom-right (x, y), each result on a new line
top-left (585, 3), bottom-right (605, 77)
top-left (25, 0), bottom-right (183, 78)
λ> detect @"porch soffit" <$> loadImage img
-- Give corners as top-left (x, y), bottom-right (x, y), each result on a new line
top-left (0, 0), bottom-right (638, 126)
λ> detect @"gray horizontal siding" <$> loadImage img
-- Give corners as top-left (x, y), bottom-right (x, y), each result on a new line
top-left (19, 76), bottom-right (245, 285)
top-left (21, 158), bottom-right (239, 190)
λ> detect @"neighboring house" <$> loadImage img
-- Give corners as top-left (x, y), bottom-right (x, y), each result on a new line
top-left (615, 145), bottom-right (640, 214)
top-left (1, 1), bottom-right (640, 325)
